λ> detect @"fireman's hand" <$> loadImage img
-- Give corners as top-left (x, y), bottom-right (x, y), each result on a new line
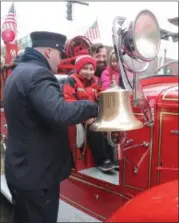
top-left (85, 118), bottom-right (95, 125)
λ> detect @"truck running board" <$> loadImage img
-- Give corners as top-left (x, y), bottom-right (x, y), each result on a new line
top-left (79, 167), bottom-right (119, 185)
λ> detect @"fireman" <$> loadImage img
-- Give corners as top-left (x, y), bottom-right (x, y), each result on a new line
top-left (3, 31), bottom-right (98, 223)
top-left (63, 55), bottom-right (116, 172)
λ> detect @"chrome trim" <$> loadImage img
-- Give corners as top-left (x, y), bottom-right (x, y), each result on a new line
top-left (171, 130), bottom-right (179, 135)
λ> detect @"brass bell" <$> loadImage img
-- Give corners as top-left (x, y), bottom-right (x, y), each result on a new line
top-left (90, 76), bottom-right (143, 132)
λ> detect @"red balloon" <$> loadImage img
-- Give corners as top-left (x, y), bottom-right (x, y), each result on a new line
top-left (1, 29), bottom-right (16, 43)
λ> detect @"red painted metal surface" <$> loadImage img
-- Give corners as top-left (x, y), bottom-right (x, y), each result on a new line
top-left (157, 113), bottom-right (178, 184)
top-left (140, 76), bottom-right (178, 87)
top-left (158, 85), bottom-right (179, 110)
top-left (121, 117), bottom-right (152, 191)
top-left (61, 175), bottom-right (128, 221)
top-left (161, 85), bottom-right (178, 101)
top-left (106, 180), bottom-right (178, 222)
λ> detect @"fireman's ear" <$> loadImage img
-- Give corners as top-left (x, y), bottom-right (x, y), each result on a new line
top-left (44, 48), bottom-right (51, 59)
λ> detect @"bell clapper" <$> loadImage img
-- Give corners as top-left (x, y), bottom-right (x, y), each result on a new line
top-left (107, 132), bottom-right (119, 162)
top-left (107, 132), bottom-right (127, 162)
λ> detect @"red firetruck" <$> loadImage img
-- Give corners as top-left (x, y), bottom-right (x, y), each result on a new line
top-left (0, 10), bottom-right (178, 222)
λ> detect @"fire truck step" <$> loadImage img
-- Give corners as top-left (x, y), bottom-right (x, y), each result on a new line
top-left (79, 167), bottom-right (119, 185)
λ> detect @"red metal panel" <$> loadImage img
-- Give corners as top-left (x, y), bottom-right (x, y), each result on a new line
top-left (140, 76), bottom-right (178, 87)
top-left (156, 112), bottom-right (179, 184)
top-left (61, 175), bottom-right (128, 221)
top-left (122, 114), bottom-right (152, 191)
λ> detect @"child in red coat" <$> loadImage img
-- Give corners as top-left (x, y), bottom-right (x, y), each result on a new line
top-left (63, 55), bottom-right (116, 172)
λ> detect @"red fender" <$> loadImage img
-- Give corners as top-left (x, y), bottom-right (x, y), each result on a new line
top-left (106, 180), bottom-right (178, 222)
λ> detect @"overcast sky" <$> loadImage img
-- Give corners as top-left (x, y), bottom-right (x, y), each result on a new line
top-left (1, 1), bottom-right (178, 47)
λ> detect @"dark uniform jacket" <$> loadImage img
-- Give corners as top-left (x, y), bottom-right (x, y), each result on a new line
top-left (3, 47), bottom-right (98, 190)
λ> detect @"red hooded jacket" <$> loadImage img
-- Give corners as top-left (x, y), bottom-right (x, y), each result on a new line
top-left (63, 73), bottom-right (104, 103)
